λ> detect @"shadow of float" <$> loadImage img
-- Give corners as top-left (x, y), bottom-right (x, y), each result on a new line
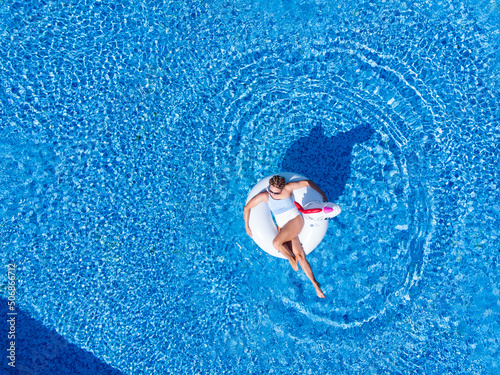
top-left (281, 125), bottom-right (375, 202)
top-left (0, 298), bottom-right (122, 375)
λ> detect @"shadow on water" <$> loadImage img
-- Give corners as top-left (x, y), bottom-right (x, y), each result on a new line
top-left (1, 298), bottom-right (122, 375)
top-left (281, 125), bottom-right (375, 202)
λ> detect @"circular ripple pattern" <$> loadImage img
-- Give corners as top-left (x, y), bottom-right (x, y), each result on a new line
top-left (207, 22), bottom-right (444, 329)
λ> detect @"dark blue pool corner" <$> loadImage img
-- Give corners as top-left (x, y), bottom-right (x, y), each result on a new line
top-left (1, 298), bottom-right (122, 375)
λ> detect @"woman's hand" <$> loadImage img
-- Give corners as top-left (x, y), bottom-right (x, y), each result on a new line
top-left (246, 226), bottom-right (253, 238)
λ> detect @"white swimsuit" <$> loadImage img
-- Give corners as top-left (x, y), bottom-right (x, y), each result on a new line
top-left (267, 194), bottom-right (301, 227)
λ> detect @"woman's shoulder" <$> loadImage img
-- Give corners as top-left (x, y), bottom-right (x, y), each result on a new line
top-left (257, 191), bottom-right (269, 201)
top-left (281, 184), bottom-right (295, 197)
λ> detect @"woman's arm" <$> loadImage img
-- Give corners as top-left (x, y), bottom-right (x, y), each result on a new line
top-left (243, 192), bottom-right (267, 237)
top-left (287, 180), bottom-right (328, 202)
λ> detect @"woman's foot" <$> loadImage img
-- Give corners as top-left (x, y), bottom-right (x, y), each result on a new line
top-left (314, 282), bottom-right (325, 298)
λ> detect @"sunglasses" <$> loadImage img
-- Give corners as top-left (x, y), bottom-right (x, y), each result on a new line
top-left (267, 187), bottom-right (282, 195)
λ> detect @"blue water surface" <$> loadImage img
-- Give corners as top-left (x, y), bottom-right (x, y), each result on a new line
top-left (1, 0), bottom-right (499, 374)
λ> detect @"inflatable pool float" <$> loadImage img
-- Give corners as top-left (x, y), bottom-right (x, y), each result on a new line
top-left (245, 172), bottom-right (341, 259)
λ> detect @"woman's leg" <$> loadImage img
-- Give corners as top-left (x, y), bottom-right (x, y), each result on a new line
top-left (272, 215), bottom-right (304, 271)
top-left (290, 238), bottom-right (325, 298)
top-left (273, 216), bottom-right (325, 298)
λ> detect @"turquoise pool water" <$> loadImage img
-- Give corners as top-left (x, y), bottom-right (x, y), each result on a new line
top-left (1, 0), bottom-right (499, 374)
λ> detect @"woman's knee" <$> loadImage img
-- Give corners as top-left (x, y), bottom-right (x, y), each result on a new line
top-left (295, 252), bottom-right (305, 262)
top-left (272, 237), bottom-right (282, 250)
top-left (291, 239), bottom-right (306, 260)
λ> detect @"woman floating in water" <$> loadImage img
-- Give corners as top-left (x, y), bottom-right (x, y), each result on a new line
top-left (244, 175), bottom-right (327, 298)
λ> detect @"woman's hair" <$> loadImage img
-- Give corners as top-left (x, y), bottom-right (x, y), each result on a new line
top-left (269, 175), bottom-right (286, 190)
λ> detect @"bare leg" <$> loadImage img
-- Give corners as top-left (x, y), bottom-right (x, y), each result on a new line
top-left (276, 226), bottom-right (298, 270)
top-left (275, 242), bottom-right (298, 271)
top-left (272, 217), bottom-right (304, 272)
top-left (291, 238), bottom-right (325, 298)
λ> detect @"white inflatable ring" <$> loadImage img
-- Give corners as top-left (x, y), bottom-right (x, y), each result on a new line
top-left (245, 172), bottom-right (330, 259)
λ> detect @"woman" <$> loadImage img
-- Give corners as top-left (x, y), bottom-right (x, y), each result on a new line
top-left (244, 175), bottom-right (327, 298)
